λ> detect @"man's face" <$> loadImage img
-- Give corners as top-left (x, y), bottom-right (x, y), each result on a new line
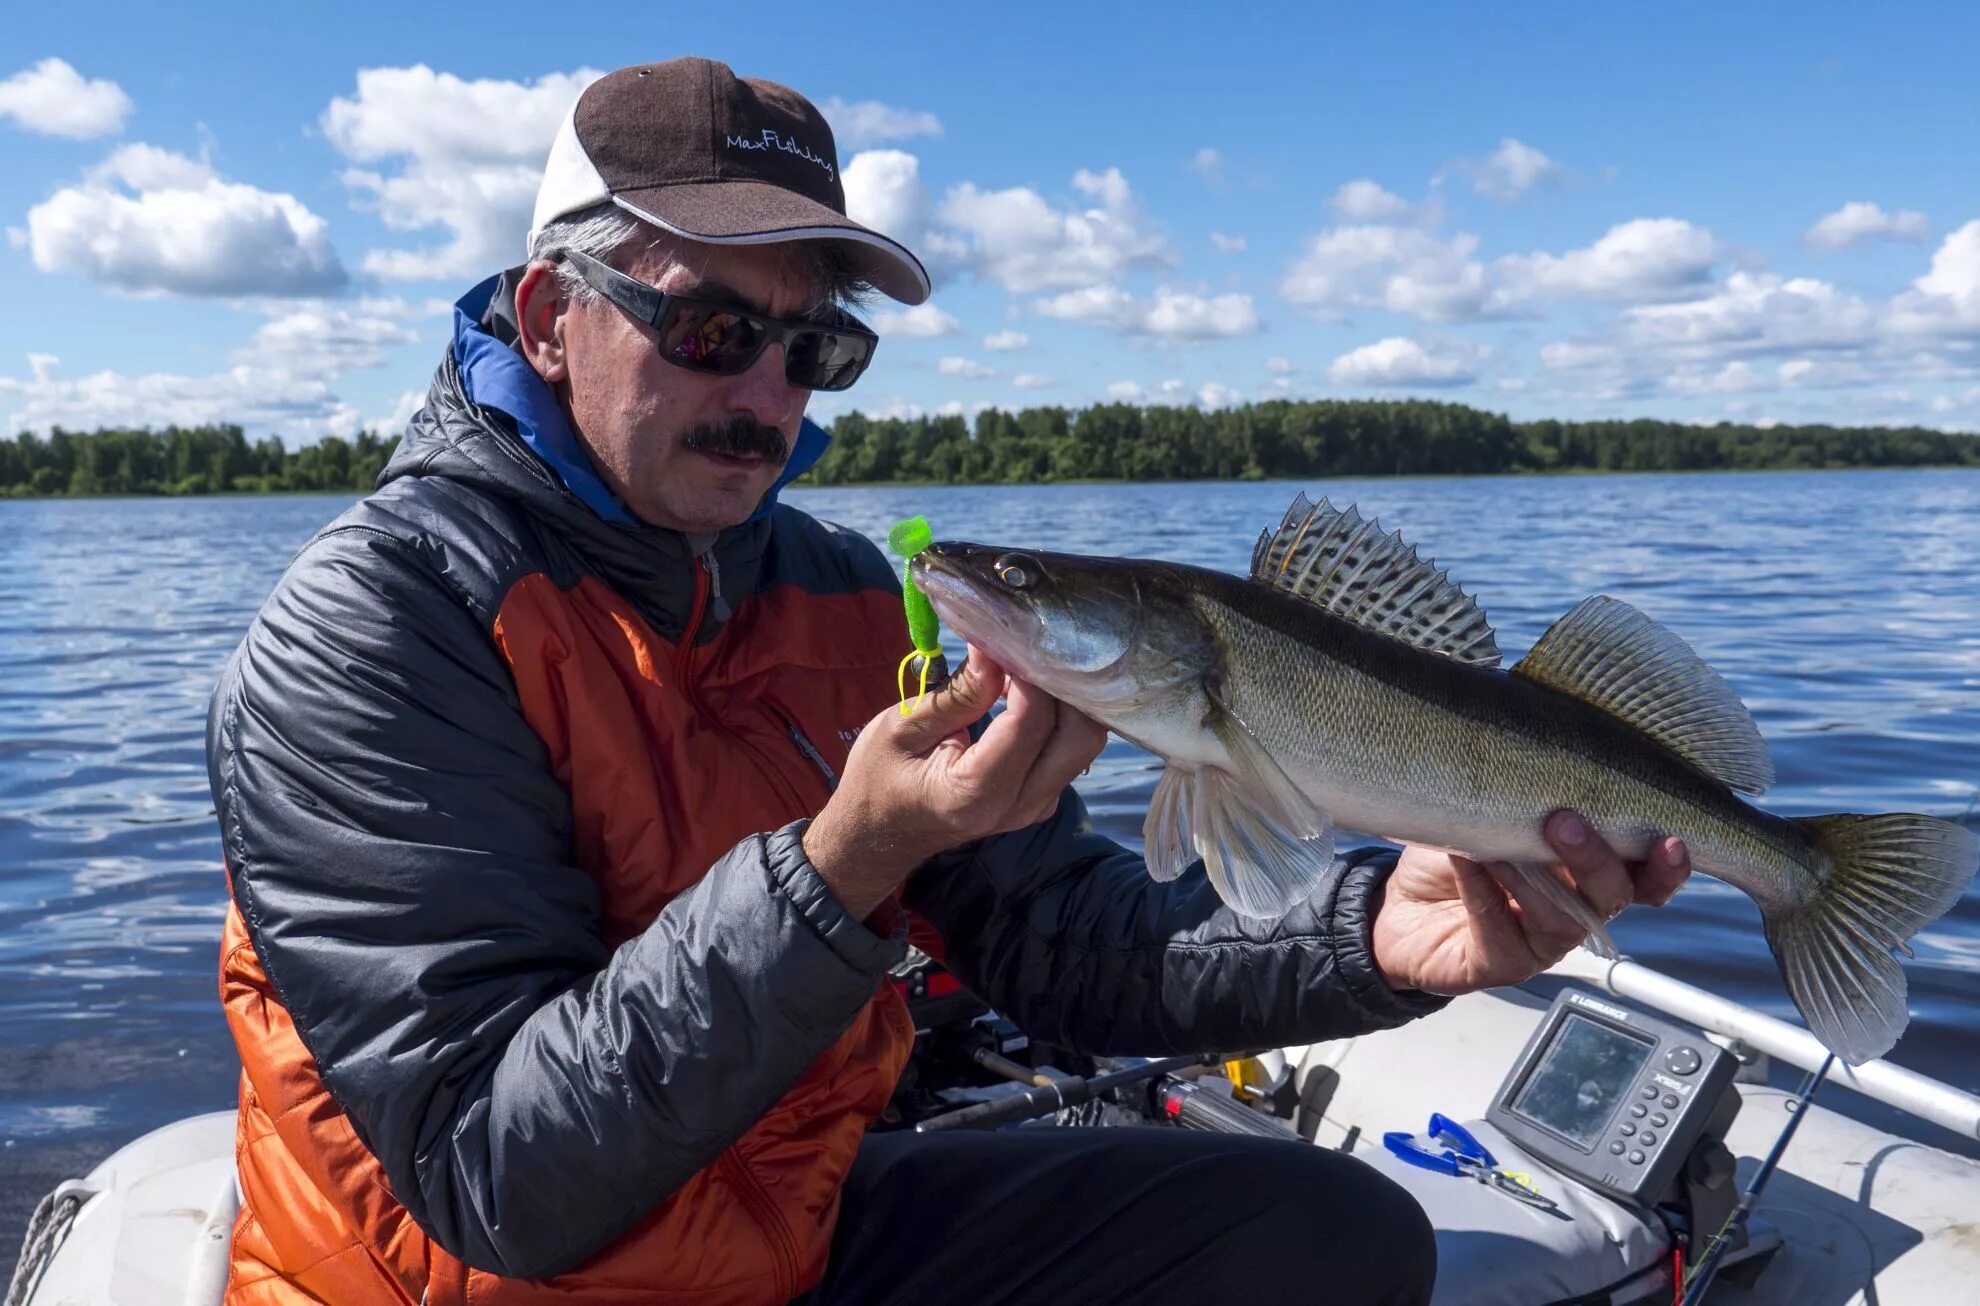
top-left (553, 241), bottom-right (821, 533)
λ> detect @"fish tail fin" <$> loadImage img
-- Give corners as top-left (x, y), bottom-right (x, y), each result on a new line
top-left (1766, 813), bottom-right (1978, 1065)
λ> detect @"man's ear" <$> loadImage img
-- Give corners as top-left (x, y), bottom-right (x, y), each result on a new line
top-left (514, 260), bottom-right (571, 383)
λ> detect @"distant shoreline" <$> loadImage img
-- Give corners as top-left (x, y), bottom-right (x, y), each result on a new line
top-left (5, 399), bottom-right (1975, 498)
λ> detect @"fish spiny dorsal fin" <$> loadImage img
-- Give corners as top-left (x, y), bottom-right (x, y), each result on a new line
top-left (1513, 596), bottom-right (1775, 795)
top-left (1249, 494), bottom-right (1501, 667)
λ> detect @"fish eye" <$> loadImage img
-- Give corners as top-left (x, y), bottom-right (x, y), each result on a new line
top-left (994, 553), bottom-right (1037, 589)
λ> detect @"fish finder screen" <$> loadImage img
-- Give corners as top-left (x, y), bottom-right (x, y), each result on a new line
top-left (1510, 1013), bottom-right (1654, 1149)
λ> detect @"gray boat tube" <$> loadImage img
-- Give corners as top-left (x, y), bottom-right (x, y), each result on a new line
top-left (1555, 952), bottom-right (1980, 1143)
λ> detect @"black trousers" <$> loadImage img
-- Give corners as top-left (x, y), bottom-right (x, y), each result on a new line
top-left (794, 1125), bottom-right (1437, 1305)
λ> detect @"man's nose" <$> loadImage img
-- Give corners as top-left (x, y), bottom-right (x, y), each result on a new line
top-left (724, 341), bottom-right (803, 429)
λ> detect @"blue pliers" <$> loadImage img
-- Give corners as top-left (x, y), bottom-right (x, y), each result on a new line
top-left (1383, 1113), bottom-right (1560, 1211)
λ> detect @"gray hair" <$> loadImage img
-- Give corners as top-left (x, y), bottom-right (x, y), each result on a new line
top-left (529, 202), bottom-right (876, 317)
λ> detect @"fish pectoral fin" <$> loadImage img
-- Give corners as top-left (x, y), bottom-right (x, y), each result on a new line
top-left (1186, 711), bottom-right (1336, 918)
top-left (1145, 765), bottom-right (1195, 882)
top-left (1503, 861), bottom-right (1621, 961)
top-left (1511, 596), bottom-right (1773, 795)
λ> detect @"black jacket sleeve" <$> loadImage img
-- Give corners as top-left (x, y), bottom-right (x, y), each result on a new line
top-left (209, 524), bottom-right (904, 1280)
top-left (903, 784), bottom-right (1448, 1055)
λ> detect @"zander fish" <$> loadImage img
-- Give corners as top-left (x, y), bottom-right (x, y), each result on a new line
top-left (910, 494), bottom-right (1977, 1066)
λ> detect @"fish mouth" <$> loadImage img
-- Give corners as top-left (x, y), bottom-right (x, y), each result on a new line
top-left (910, 544), bottom-right (1044, 673)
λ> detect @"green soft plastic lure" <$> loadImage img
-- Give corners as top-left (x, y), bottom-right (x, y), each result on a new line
top-left (887, 515), bottom-right (943, 712)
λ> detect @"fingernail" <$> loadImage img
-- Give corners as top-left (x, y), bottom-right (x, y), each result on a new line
top-left (1555, 813), bottom-right (1586, 846)
top-left (1665, 837), bottom-right (1687, 864)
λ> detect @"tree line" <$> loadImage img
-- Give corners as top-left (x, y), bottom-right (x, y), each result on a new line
top-left (0, 425), bottom-right (398, 497)
top-left (2, 401), bottom-right (1976, 498)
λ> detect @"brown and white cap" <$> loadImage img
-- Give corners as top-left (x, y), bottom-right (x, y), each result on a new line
top-left (530, 57), bottom-right (931, 305)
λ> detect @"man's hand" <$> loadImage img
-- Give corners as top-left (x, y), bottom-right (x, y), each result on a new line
top-left (802, 646), bottom-right (1110, 920)
top-left (1371, 812), bottom-right (1692, 996)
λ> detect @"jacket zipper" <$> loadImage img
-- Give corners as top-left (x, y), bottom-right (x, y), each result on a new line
top-left (719, 1149), bottom-right (801, 1300)
top-left (765, 700), bottom-right (839, 791)
top-left (675, 554), bottom-right (808, 817)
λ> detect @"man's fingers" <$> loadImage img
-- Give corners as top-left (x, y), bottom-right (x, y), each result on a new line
top-left (1480, 859), bottom-right (1588, 957)
top-left (895, 645), bottom-right (1005, 750)
top-left (1009, 697), bottom-right (1109, 822)
top-left (1543, 811), bottom-right (1635, 921)
top-left (950, 674), bottom-right (1056, 790)
top-left (1632, 836), bottom-right (1692, 907)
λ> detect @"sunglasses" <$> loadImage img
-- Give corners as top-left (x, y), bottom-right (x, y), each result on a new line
top-left (559, 248), bottom-right (879, 392)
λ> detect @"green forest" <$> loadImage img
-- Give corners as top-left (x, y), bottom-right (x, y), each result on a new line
top-left (2, 400), bottom-right (1976, 498)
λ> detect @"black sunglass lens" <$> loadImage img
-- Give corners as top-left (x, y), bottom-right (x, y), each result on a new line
top-left (661, 304), bottom-right (764, 375)
top-left (786, 329), bottom-right (874, 391)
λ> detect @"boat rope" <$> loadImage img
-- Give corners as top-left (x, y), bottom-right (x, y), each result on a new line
top-left (5, 1180), bottom-right (95, 1306)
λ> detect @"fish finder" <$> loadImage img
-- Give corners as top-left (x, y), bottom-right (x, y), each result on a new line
top-left (1487, 987), bottom-right (1739, 1207)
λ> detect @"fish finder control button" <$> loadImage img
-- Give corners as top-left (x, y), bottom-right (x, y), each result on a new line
top-left (1629, 1149), bottom-right (1647, 1165)
top-left (1639, 1131), bottom-right (1657, 1146)
top-left (1619, 1123), bottom-right (1636, 1137)
top-left (1640, 1086), bottom-right (1659, 1100)
top-left (1629, 1104), bottom-right (1647, 1118)
top-left (1609, 1141), bottom-right (1626, 1155)
top-left (1651, 1112), bottom-right (1668, 1127)
top-left (1662, 1094), bottom-right (1681, 1110)
top-left (1665, 1047), bottom-right (1702, 1075)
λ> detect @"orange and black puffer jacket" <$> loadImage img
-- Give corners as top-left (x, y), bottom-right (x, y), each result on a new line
top-left (205, 269), bottom-right (1444, 1304)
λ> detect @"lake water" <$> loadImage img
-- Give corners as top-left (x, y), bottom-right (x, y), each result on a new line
top-left (3, 469), bottom-right (1978, 1249)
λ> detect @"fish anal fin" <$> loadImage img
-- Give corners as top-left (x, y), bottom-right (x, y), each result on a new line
top-left (1504, 861), bottom-right (1620, 960)
top-left (1250, 494), bottom-right (1501, 668)
top-left (1512, 596), bottom-right (1775, 795)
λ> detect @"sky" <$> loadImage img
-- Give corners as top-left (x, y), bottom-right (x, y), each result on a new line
top-left (2, 2), bottom-right (1978, 445)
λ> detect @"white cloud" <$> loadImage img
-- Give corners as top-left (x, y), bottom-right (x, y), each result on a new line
top-left (936, 166), bottom-right (1171, 292)
top-left (1209, 231), bottom-right (1247, 253)
top-left (1805, 201), bottom-right (1929, 252)
top-left (1327, 337), bottom-right (1481, 388)
top-left (871, 301), bottom-right (961, 338)
top-left (819, 97), bottom-right (942, 150)
top-left (1497, 218), bottom-right (1717, 303)
top-left (0, 58), bottom-right (132, 139)
top-left (324, 65), bottom-right (601, 281)
top-left (1616, 271), bottom-right (1878, 355)
top-left (938, 356), bottom-right (997, 378)
top-left (24, 144), bottom-right (346, 297)
top-left (1105, 380), bottom-right (1144, 401)
top-left (1033, 284), bottom-right (1260, 339)
top-left (1189, 147), bottom-right (1226, 187)
top-left (1266, 356), bottom-right (1302, 375)
top-left (1012, 373), bottom-right (1057, 389)
top-left (1910, 220), bottom-right (1980, 320)
top-left (231, 303), bottom-right (420, 380)
top-left (377, 388), bottom-right (427, 433)
top-left (0, 353), bottom-right (362, 440)
top-left (1281, 224), bottom-right (1507, 323)
top-left (1448, 138), bottom-right (1562, 202)
top-left (1197, 382), bottom-right (1242, 409)
top-left (983, 329), bottom-right (1031, 352)
top-left (936, 398), bottom-right (995, 418)
top-left (1330, 180), bottom-right (1412, 222)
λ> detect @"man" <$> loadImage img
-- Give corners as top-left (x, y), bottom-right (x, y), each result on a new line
top-left (207, 57), bottom-right (1692, 1305)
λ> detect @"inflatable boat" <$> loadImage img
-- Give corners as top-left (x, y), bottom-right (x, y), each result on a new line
top-left (12, 949), bottom-right (1978, 1305)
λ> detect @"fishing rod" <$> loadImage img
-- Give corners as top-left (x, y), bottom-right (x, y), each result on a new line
top-left (913, 1054), bottom-right (1217, 1133)
top-left (1677, 1052), bottom-right (1836, 1306)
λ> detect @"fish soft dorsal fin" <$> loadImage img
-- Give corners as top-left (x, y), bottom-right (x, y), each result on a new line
top-left (1512, 596), bottom-right (1774, 794)
top-left (1250, 494), bottom-right (1501, 667)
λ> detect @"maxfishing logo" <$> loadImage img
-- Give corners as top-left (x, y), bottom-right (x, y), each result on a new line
top-left (725, 129), bottom-right (834, 181)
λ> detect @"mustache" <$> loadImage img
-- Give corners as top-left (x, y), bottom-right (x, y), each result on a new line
top-left (681, 416), bottom-right (790, 463)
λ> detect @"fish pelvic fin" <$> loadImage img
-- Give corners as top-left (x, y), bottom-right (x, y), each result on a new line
top-left (1767, 813), bottom-right (1979, 1065)
top-left (1505, 861), bottom-right (1620, 960)
top-left (1512, 596), bottom-right (1774, 795)
top-left (1249, 493), bottom-right (1501, 668)
top-left (1140, 707), bottom-right (1335, 918)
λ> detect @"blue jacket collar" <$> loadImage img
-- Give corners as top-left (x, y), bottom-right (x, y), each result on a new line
top-left (450, 271), bottom-right (828, 527)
